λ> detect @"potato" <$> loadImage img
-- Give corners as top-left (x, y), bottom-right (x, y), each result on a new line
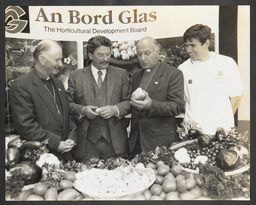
top-left (33, 183), bottom-right (48, 196)
top-left (159, 191), bottom-right (166, 200)
top-left (165, 173), bottom-right (176, 181)
top-left (44, 187), bottom-right (58, 200)
top-left (74, 193), bottom-right (85, 200)
top-left (186, 178), bottom-right (196, 190)
top-left (63, 171), bottom-right (76, 182)
top-left (176, 178), bottom-right (187, 193)
top-left (190, 186), bottom-right (202, 199)
top-left (151, 195), bottom-right (163, 200)
top-left (59, 180), bottom-right (74, 190)
top-left (165, 191), bottom-right (180, 200)
top-left (179, 191), bottom-right (196, 200)
top-left (26, 194), bottom-right (44, 200)
top-left (143, 189), bottom-right (152, 200)
top-left (57, 188), bottom-right (80, 200)
top-left (157, 165), bottom-right (170, 176)
top-left (154, 175), bottom-right (165, 185)
top-left (162, 179), bottom-right (177, 193)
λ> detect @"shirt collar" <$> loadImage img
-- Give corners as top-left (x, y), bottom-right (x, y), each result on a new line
top-left (91, 64), bottom-right (107, 79)
top-left (190, 51), bottom-right (215, 64)
top-left (34, 67), bottom-right (51, 81)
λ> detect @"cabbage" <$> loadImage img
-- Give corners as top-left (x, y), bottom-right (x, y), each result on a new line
top-left (12, 161), bottom-right (42, 185)
top-left (216, 149), bottom-right (241, 171)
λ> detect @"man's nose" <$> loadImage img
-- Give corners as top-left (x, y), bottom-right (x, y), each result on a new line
top-left (103, 55), bottom-right (109, 61)
top-left (141, 53), bottom-right (145, 61)
top-left (186, 46), bottom-right (192, 53)
top-left (58, 60), bottom-right (63, 67)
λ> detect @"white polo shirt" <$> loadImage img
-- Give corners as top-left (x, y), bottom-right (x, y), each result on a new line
top-left (178, 52), bottom-right (243, 134)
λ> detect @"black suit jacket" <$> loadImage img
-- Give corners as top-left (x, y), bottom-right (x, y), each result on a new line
top-left (129, 62), bottom-right (184, 153)
top-left (10, 69), bottom-right (77, 153)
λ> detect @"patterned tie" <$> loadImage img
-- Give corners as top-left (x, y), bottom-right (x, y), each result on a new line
top-left (97, 70), bottom-right (103, 89)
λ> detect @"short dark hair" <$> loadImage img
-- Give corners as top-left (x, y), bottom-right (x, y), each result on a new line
top-left (33, 39), bottom-right (62, 61)
top-left (87, 35), bottom-right (112, 54)
top-left (183, 24), bottom-right (211, 45)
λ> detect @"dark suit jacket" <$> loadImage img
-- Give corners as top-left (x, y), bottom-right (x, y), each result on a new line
top-left (10, 69), bottom-right (77, 154)
top-left (129, 62), bottom-right (184, 153)
top-left (67, 65), bottom-right (131, 158)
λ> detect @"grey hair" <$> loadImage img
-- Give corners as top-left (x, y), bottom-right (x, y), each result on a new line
top-left (33, 39), bottom-right (62, 61)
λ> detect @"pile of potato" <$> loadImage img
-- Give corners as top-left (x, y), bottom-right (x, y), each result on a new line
top-left (24, 171), bottom-right (84, 200)
top-left (141, 161), bottom-right (206, 200)
top-left (112, 40), bottom-right (137, 60)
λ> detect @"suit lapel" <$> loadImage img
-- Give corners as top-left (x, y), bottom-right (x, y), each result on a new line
top-left (106, 67), bottom-right (115, 104)
top-left (146, 63), bottom-right (164, 96)
top-left (82, 66), bottom-right (93, 105)
top-left (32, 70), bottom-right (62, 126)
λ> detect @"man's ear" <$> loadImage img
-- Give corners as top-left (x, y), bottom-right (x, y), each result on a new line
top-left (205, 39), bottom-right (211, 49)
top-left (38, 55), bottom-right (46, 65)
top-left (88, 52), bottom-right (93, 60)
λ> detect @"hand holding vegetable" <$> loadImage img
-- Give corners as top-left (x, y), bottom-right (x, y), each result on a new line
top-left (131, 91), bottom-right (152, 110)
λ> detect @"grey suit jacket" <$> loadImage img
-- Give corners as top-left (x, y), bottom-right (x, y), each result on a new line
top-left (67, 65), bottom-right (132, 157)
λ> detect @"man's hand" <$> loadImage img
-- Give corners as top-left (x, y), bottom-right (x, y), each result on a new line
top-left (131, 91), bottom-right (152, 110)
top-left (65, 139), bottom-right (76, 146)
top-left (96, 106), bottom-right (118, 119)
top-left (57, 141), bottom-right (74, 153)
top-left (81, 105), bottom-right (99, 119)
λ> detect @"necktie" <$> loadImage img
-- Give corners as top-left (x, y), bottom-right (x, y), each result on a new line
top-left (97, 70), bottom-right (103, 89)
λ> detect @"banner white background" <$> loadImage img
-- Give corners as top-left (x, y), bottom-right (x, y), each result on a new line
top-left (5, 5), bottom-right (250, 121)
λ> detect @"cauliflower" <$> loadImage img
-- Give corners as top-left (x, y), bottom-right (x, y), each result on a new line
top-left (36, 153), bottom-right (60, 168)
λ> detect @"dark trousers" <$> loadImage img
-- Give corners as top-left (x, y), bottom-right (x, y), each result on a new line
top-left (129, 135), bottom-right (142, 160)
top-left (81, 136), bottom-right (116, 163)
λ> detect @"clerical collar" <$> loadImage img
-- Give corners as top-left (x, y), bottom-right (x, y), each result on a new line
top-left (35, 67), bottom-right (51, 81)
top-left (144, 61), bottom-right (160, 73)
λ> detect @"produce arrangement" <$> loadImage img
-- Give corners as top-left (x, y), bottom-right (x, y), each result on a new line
top-left (111, 40), bottom-right (137, 61)
top-left (5, 125), bottom-right (250, 201)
